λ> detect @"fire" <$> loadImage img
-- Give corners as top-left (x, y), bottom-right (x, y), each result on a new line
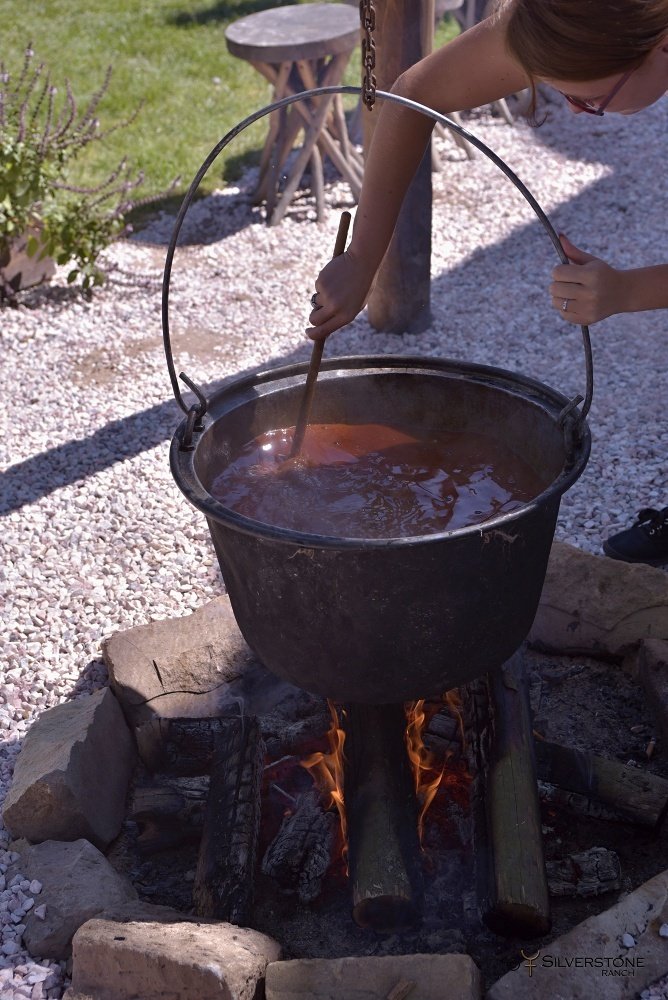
top-left (301, 692), bottom-right (469, 858)
top-left (405, 700), bottom-right (443, 839)
top-left (405, 691), bottom-right (469, 840)
top-left (300, 700), bottom-right (347, 849)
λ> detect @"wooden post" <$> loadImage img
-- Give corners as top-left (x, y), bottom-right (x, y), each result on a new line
top-left (464, 651), bottom-right (551, 938)
top-left (485, 653), bottom-right (550, 937)
top-left (363, 0), bottom-right (434, 334)
top-left (343, 703), bottom-right (424, 932)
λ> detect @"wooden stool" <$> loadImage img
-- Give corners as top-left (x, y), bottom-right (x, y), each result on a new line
top-left (225, 3), bottom-right (364, 226)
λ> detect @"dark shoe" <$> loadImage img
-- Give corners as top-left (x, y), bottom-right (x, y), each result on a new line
top-left (603, 507), bottom-right (668, 566)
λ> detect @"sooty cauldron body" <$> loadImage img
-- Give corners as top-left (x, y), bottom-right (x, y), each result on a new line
top-left (171, 355), bottom-right (590, 703)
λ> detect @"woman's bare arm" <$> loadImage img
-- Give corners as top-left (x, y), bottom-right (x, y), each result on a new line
top-left (307, 13), bottom-right (529, 340)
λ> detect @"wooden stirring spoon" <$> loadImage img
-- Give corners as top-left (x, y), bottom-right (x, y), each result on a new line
top-left (290, 210), bottom-right (352, 459)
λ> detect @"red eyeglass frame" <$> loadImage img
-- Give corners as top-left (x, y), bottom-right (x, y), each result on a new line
top-left (560, 67), bottom-right (636, 115)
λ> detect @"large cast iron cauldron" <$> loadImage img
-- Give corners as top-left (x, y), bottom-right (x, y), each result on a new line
top-left (163, 88), bottom-right (593, 704)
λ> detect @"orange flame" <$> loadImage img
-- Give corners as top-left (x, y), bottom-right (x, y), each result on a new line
top-left (405, 700), bottom-right (444, 840)
top-left (301, 701), bottom-right (347, 849)
top-left (406, 691), bottom-right (471, 839)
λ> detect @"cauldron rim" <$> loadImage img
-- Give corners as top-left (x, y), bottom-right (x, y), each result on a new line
top-left (170, 353), bottom-right (591, 550)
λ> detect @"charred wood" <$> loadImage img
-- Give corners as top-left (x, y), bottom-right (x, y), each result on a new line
top-left (129, 775), bottom-right (208, 854)
top-left (538, 780), bottom-right (643, 824)
top-left (343, 703), bottom-right (423, 933)
top-left (423, 710), bottom-right (460, 761)
top-left (261, 788), bottom-right (337, 903)
top-left (534, 739), bottom-right (668, 828)
top-left (465, 651), bottom-right (551, 938)
top-left (546, 847), bottom-right (621, 898)
top-left (136, 716), bottom-right (238, 776)
top-left (263, 707), bottom-right (333, 758)
top-left (192, 716), bottom-right (264, 923)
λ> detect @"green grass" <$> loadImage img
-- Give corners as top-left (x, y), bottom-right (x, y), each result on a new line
top-left (7, 1), bottom-right (459, 210)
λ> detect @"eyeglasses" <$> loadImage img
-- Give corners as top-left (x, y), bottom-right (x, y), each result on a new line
top-left (560, 68), bottom-right (636, 115)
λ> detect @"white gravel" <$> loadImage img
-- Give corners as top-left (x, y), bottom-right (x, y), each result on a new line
top-left (1, 91), bottom-right (667, 998)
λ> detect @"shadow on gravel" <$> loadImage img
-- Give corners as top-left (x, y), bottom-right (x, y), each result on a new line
top-left (6, 97), bottom-right (663, 518)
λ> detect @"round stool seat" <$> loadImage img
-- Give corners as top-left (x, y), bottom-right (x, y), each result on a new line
top-left (225, 3), bottom-right (360, 64)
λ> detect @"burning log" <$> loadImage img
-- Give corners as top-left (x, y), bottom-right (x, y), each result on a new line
top-left (192, 716), bottom-right (264, 923)
top-left (343, 703), bottom-right (424, 933)
top-left (546, 846), bottom-right (621, 898)
top-left (261, 788), bottom-right (337, 902)
top-left (129, 775), bottom-right (208, 854)
top-left (534, 739), bottom-right (668, 828)
top-left (465, 651), bottom-right (551, 938)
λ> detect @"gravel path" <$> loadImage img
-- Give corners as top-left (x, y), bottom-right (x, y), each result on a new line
top-left (1, 92), bottom-right (667, 998)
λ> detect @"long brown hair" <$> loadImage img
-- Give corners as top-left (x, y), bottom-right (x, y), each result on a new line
top-left (504, 0), bottom-right (668, 82)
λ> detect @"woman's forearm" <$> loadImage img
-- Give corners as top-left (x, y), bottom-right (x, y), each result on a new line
top-left (308, 13), bottom-right (529, 340)
top-left (349, 15), bottom-right (529, 271)
top-left (622, 264), bottom-right (668, 313)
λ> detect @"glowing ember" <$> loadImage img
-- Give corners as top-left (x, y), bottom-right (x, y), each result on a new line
top-left (301, 701), bottom-right (347, 851)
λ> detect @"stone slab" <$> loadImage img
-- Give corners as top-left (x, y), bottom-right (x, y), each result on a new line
top-left (265, 953), bottom-right (482, 999)
top-left (69, 910), bottom-right (281, 1000)
top-left (102, 594), bottom-right (263, 726)
top-left (2, 687), bottom-right (135, 848)
top-left (529, 541), bottom-right (668, 658)
top-left (635, 638), bottom-right (668, 739)
top-left (487, 868), bottom-right (668, 999)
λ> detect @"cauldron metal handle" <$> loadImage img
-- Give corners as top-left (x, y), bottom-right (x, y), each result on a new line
top-left (161, 86), bottom-right (593, 437)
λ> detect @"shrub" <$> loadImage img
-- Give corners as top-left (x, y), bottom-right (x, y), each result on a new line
top-left (0, 43), bottom-right (148, 298)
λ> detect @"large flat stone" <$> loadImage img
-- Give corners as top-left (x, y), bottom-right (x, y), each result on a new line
top-left (529, 541), bottom-right (668, 658)
top-left (487, 868), bottom-right (668, 999)
top-left (9, 839), bottom-right (137, 959)
top-left (265, 954), bottom-right (482, 999)
top-left (69, 909), bottom-right (281, 1000)
top-left (2, 687), bottom-right (135, 848)
top-left (102, 595), bottom-right (264, 727)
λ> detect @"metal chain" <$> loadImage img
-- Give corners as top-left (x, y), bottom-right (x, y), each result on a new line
top-left (359, 0), bottom-right (377, 110)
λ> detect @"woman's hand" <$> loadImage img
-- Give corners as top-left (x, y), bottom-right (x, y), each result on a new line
top-left (306, 248), bottom-right (375, 342)
top-left (550, 234), bottom-right (626, 325)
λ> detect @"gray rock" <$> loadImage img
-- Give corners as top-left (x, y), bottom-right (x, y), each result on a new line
top-left (529, 541), bottom-right (668, 658)
top-left (69, 909), bottom-right (281, 1000)
top-left (266, 953), bottom-right (482, 999)
top-left (2, 688), bottom-right (135, 849)
top-left (487, 868), bottom-right (668, 999)
top-left (102, 594), bottom-right (263, 727)
top-left (8, 839), bottom-right (137, 959)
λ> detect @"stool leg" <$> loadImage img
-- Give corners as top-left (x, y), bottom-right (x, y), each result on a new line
top-left (253, 61), bottom-right (291, 200)
top-left (493, 97), bottom-right (515, 125)
top-left (268, 92), bottom-right (337, 225)
top-left (310, 145), bottom-right (325, 221)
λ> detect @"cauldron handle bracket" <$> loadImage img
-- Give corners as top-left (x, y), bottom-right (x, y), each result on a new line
top-left (161, 86), bottom-right (594, 430)
top-left (179, 373), bottom-right (208, 451)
